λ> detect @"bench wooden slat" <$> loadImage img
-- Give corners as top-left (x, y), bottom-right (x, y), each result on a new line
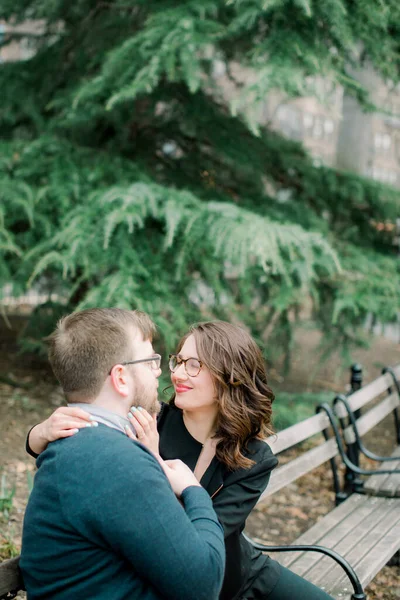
top-left (393, 364), bottom-right (400, 381)
top-left (334, 372), bottom-right (394, 419)
top-left (305, 497), bottom-right (396, 585)
top-left (345, 502), bottom-right (400, 585)
top-left (343, 391), bottom-right (400, 444)
top-left (266, 413), bottom-right (331, 455)
top-left (257, 438), bottom-right (338, 502)
top-left (278, 494), bottom-right (379, 571)
top-left (321, 499), bottom-right (400, 593)
top-left (0, 557), bottom-right (23, 597)
top-left (363, 446), bottom-right (400, 496)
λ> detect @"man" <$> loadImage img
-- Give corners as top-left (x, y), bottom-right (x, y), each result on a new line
top-left (20, 308), bottom-right (225, 600)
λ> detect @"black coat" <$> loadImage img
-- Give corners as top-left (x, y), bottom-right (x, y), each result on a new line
top-left (158, 404), bottom-right (280, 600)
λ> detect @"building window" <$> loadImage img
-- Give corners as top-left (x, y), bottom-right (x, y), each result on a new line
top-left (312, 116), bottom-right (323, 139)
top-left (374, 132), bottom-right (391, 153)
top-left (276, 105), bottom-right (301, 139)
top-left (324, 119), bottom-right (334, 136)
top-left (303, 113), bottom-right (313, 129)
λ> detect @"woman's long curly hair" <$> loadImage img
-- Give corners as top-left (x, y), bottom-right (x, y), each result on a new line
top-left (171, 321), bottom-right (275, 471)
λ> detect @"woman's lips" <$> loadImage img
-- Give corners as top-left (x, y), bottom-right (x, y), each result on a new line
top-left (175, 385), bottom-right (192, 393)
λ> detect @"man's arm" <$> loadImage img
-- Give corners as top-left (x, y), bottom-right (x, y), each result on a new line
top-left (59, 433), bottom-right (225, 600)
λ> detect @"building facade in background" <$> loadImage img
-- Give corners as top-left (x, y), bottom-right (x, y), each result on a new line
top-left (261, 79), bottom-right (343, 168)
top-left (215, 61), bottom-right (400, 189)
top-left (336, 69), bottom-right (400, 188)
top-left (0, 20), bottom-right (43, 62)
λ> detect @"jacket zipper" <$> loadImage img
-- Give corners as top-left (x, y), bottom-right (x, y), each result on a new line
top-left (211, 484), bottom-right (223, 499)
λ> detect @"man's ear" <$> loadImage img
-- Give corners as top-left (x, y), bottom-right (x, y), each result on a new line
top-left (110, 365), bottom-right (131, 398)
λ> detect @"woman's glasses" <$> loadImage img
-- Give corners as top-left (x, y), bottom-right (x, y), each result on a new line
top-left (168, 354), bottom-right (203, 377)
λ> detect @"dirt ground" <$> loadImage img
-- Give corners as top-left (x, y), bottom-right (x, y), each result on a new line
top-left (0, 319), bottom-right (399, 598)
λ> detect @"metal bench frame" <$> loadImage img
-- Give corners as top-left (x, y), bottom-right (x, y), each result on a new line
top-left (331, 364), bottom-right (400, 496)
top-left (0, 556), bottom-right (24, 600)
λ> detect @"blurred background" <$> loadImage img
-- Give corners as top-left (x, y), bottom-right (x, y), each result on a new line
top-left (0, 1), bottom-right (399, 597)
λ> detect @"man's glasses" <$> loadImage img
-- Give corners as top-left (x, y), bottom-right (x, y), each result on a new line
top-left (122, 354), bottom-right (161, 370)
top-left (169, 354), bottom-right (203, 377)
top-left (110, 354), bottom-right (162, 374)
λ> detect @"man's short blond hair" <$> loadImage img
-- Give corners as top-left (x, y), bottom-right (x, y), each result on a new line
top-left (47, 308), bottom-right (156, 402)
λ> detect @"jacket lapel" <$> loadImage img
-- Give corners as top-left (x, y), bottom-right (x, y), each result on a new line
top-left (200, 457), bottom-right (225, 498)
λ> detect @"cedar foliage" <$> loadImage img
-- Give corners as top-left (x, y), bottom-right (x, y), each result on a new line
top-left (0, 0), bottom-right (399, 367)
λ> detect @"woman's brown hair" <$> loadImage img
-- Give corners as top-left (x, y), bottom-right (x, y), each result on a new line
top-left (172, 320), bottom-right (275, 470)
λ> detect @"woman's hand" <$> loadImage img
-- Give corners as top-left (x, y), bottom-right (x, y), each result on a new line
top-left (125, 407), bottom-right (160, 457)
top-left (161, 459), bottom-right (201, 498)
top-left (28, 407), bottom-right (95, 455)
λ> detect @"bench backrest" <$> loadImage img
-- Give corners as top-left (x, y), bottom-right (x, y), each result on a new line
top-left (258, 411), bottom-right (338, 505)
top-left (257, 363), bottom-right (400, 507)
top-left (335, 364), bottom-right (400, 445)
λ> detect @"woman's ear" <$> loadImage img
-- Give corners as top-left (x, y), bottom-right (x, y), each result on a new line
top-left (110, 365), bottom-right (130, 397)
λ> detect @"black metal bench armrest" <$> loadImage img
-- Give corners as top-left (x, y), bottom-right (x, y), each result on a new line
top-left (243, 534), bottom-right (366, 600)
top-left (0, 556), bottom-right (24, 600)
top-left (0, 588), bottom-right (20, 600)
top-left (317, 403), bottom-right (400, 477)
top-left (382, 367), bottom-right (400, 445)
top-left (333, 394), bottom-right (400, 464)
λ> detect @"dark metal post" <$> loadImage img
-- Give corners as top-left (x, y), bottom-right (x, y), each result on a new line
top-left (343, 364), bottom-right (363, 493)
top-left (350, 363), bottom-right (363, 416)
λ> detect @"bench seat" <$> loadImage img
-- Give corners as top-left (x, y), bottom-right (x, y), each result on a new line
top-left (274, 493), bottom-right (400, 599)
top-left (363, 446), bottom-right (400, 497)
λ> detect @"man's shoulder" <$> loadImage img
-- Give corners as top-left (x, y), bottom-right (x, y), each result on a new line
top-left (37, 425), bottom-right (164, 502)
top-left (41, 424), bottom-right (153, 468)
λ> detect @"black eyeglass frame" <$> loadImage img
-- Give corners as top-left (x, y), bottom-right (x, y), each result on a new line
top-left (168, 354), bottom-right (203, 377)
top-left (109, 354), bottom-right (161, 375)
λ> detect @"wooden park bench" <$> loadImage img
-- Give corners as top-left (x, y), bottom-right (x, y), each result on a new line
top-left (245, 364), bottom-right (400, 600)
top-left (331, 364), bottom-right (400, 498)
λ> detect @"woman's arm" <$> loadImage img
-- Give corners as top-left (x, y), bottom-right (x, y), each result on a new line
top-left (212, 450), bottom-right (278, 538)
top-left (27, 407), bottom-right (94, 456)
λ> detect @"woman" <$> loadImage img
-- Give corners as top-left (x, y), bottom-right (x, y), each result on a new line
top-left (27, 320), bottom-right (333, 600)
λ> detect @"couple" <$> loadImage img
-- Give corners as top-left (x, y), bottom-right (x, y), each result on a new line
top-left (22, 307), bottom-right (333, 599)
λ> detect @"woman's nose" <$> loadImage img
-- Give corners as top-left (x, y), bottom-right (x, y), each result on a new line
top-left (171, 362), bottom-right (187, 380)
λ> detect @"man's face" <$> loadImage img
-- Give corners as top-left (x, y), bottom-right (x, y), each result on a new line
top-left (128, 331), bottom-right (161, 415)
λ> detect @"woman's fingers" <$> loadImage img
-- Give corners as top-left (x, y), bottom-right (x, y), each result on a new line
top-left (127, 406), bottom-right (160, 455)
top-left (128, 416), bottom-right (144, 438)
top-left (44, 406), bottom-right (98, 441)
top-left (128, 407), bottom-right (153, 434)
top-left (53, 406), bottom-right (93, 421)
top-left (57, 428), bottom-right (80, 438)
top-left (55, 416), bottom-right (96, 428)
top-left (125, 426), bottom-right (136, 441)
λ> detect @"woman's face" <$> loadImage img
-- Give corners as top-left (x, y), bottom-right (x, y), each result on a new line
top-left (171, 334), bottom-right (217, 414)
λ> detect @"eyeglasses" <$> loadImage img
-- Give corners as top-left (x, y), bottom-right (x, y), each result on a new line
top-left (169, 354), bottom-right (203, 377)
top-left (122, 354), bottom-right (161, 370)
top-left (110, 354), bottom-right (162, 374)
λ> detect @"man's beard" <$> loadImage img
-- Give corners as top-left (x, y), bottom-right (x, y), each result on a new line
top-left (133, 377), bottom-right (160, 415)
